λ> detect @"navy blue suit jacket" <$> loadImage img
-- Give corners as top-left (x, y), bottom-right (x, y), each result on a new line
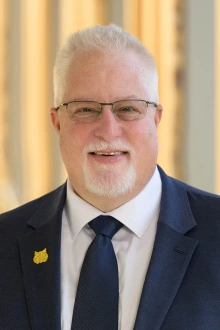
top-left (1, 167), bottom-right (220, 330)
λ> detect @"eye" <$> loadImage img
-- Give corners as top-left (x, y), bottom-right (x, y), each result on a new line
top-left (76, 107), bottom-right (97, 113)
top-left (117, 106), bottom-right (139, 113)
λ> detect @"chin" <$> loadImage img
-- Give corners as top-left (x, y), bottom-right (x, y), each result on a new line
top-left (83, 167), bottom-right (136, 198)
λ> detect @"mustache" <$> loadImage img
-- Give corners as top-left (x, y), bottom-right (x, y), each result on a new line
top-left (83, 140), bottom-right (133, 154)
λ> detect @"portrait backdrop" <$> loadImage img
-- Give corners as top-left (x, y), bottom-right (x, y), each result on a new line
top-left (0, 0), bottom-right (219, 212)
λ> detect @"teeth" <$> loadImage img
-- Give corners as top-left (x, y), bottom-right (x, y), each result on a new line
top-left (93, 151), bottom-right (123, 156)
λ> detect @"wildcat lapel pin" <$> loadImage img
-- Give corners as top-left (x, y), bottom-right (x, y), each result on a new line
top-left (33, 248), bottom-right (49, 264)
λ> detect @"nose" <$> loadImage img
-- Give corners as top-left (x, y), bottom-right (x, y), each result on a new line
top-left (93, 106), bottom-right (122, 142)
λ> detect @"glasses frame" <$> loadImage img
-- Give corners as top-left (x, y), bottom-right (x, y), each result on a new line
top-left (55, 99), bottom-right (158, 121)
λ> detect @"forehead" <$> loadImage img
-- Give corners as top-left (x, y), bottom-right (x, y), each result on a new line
top-left (70, 49), bottom-right (148, 75)
top-left (64, 50), bottom-right (154, 101)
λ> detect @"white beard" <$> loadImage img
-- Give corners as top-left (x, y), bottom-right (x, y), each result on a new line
top-left (82, 141), bottom-right (136, 197)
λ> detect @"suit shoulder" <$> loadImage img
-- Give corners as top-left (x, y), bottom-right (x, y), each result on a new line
top-left (0, 184), bottom-right (66, 226)
top-left (177, 179), bottom-right (220, 201)
top-left (158, 165), bottom-right (220, 200)
top-left (172, 177), bottom-right (220, 219)
top-left (159, 166), bottom-right (220, 203)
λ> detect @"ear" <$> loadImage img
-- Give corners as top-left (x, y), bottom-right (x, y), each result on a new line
top-left (154, 104), bottom-right (163, 128)
top-left (50, 108), bottom-right (61, 134)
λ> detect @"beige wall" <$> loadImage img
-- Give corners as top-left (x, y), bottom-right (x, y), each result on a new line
top-left (0, 0), bottom-right (219, 213)
top-left (215, 0), bottom-right (220, 193)
top-left (185, 0), bottom-right (220, 193)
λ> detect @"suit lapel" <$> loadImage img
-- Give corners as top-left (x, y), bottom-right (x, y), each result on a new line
top-left (18, 184), bottom-right (66, 330)
top-left (134, 167), bottom-right (198, 330)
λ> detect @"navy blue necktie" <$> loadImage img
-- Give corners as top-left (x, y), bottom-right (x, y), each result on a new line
top-left (71, 215), bottom-right (123, 330)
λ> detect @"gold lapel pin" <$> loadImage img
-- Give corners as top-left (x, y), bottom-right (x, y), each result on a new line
top-left (33, 248), bottom-right (49, 264)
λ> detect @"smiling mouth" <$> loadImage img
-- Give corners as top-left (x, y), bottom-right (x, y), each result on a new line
top-left (90, 151), bottom-right (127, 156)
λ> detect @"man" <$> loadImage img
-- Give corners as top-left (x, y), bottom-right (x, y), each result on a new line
top-left (0, 24), bottom-right (220, 330)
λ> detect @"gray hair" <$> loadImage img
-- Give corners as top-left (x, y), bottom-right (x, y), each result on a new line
top-left (53, 24), bottom-right (158, 106)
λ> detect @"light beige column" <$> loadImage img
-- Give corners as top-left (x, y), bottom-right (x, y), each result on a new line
top-left (123, 0), bottom-right (185, 179)
top-left (139, 0), bottom-right (158, 56)
top-left (156, 0), bottom-right (185, 180)
top-left (215, 0), bottom-right (220, 194)
top-left (0, 0), bottom-right (19, 212)
top-left (58, 0), bottom-right (108, 44)
top-left (123, 0), bottom-right (140, 36)
top-left (20, 0), bottom-right (53, 202)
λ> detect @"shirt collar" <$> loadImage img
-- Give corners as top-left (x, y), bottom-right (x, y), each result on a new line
top-left (65, 166), bottom-right (162, 239)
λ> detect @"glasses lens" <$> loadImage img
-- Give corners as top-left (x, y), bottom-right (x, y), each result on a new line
top-left (114, 100), bottom-right (147, 121)
top-left (64, 100), bottom-right (154, 122)
top-left (67, 102), bottom-right (101, 122)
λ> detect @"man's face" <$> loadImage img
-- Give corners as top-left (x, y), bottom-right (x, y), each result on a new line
top-left (50, 50), bottom-right (162, 211)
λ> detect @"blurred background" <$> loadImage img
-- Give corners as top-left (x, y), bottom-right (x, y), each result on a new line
top-left (0, 0), bottom-right (220, 213)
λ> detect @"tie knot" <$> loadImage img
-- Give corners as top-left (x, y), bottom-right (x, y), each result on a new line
top-left (89, 215), bottom-right (123, 239)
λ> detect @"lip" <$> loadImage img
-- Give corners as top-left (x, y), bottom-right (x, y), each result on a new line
top-left (88, 150), bottom-right (128, 164)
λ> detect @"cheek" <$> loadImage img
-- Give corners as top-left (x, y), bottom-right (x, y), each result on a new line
top-left (133, 121), bottom-right (157, 145)
top-left (134, 123), bottom-right (158, 160)
top-left (59, 127), bottom-right (78, 162)
top-left (59, 124), bottom-right (91, 164)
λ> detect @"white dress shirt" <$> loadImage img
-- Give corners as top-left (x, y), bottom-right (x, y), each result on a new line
top-left (61, 167), bottom-right (162, 330)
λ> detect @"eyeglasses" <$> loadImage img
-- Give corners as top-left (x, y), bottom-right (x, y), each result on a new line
top-left (55, 99), bottom-right (158, 123)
